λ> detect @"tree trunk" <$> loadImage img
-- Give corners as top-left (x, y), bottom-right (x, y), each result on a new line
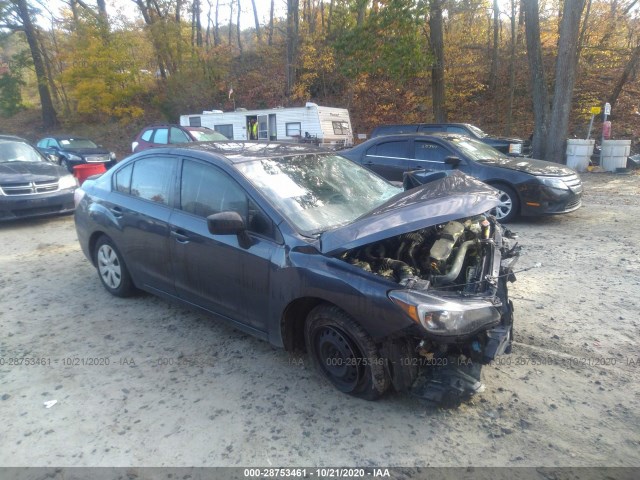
top-left (608, 41), bottom-right (640, 108)
top-left (214, 0), bottom-right (220, 46)
top-left (236, 0), bottom-right (243, 54)
top-left (286, 0), bottom-right (300, 101)
top-left (250, 0), bottom-right (262, 44)
top-left (489, 0), bottom-right (499, 91)
top-left (523, 0), bottom-right (549, 159)
top-left (228, 0), bottom-right (233, 45)
top-left (195, 0), bottom-right (203, 47)
top-left (506, 0), bottom-right (517, 135)
top-left (546, 0), bottom-right (586, 163)
top-left (268, 0), bottom-right (274, 45)
top-left (429, 0), bottom-right (447, 122)
top-left (356, 0), bottom-right (366, 27)
top-left (13, 0), bottom-right (57, 127)
top-left (327, 0), bottom-right (333, 35)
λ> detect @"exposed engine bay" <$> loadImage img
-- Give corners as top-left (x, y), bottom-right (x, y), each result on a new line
top-left (338, 213), bottom-right (520, 406)
top-left (340, 214), bottom-right (505, 294)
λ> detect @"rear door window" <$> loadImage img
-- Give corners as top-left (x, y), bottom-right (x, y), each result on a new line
top-left (129, 157), bottom-right (177, 205)
top-left (141, 130), bottom-right (153, 141)
top-left (152, 128), bottom-right (169, 144)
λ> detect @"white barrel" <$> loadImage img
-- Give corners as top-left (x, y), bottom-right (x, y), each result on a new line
top-left (566, 139), bottom-right (594, 172)
top-left (601, 140), bottom-right (631, 172)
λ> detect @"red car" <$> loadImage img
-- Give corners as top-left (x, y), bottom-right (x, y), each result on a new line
top-left (131, 124), bottom-right (228, 153)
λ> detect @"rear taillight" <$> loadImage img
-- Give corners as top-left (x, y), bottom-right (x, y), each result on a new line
top-left (131, 141), bottom-right (138, 152)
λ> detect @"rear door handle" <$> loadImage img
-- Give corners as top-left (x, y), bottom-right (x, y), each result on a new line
top-left (171, 229), bottom-right (190, 244)
top-left (109, 206), bottom-right (123, 218)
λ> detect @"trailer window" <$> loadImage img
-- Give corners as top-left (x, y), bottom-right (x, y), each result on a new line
top-left (286, 122), bottom-right (301, 137)
top-left (214, 124), bottom-right (234, 139)
top-left (332, 121), bottom-right (350, 135)
top-left (188, 116), bottom-right (202, 127)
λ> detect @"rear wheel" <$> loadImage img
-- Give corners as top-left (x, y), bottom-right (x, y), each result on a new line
top-left (304, 305), bottom-right (390, 400)
top-left (94, 236), bottom-right (135, 297)
top-left (490, 184), bottom-right (519, 223)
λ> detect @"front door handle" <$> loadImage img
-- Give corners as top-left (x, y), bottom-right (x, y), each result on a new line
top-left (171, 229), bottom-right (190, 243)
top-left (109, 206), bottom-right (123, 218)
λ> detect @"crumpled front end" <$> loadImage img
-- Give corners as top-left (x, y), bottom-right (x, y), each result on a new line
top-left (337, 213), bottom-right (520, 406)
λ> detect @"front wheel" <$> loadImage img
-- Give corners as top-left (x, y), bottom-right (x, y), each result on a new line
top-left (304, 305), bottom-right (390, 400)
top-left (94, 236), bottom-right (135, 297)
top-left (490, 184), bottom-right (519, 223)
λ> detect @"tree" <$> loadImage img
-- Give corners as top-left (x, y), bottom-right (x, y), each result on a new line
top-left (285, 0), bottom-right (299, 101)
top-left (545, 0), bottom-right (586, 163)
top-left (524, 0), bottom-right (550, 158)
top-left (11, 0), bottom-right (58, 126)
top-left (429, 0), bottom-right (447, 122)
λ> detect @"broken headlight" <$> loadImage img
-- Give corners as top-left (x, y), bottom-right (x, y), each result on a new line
top-left (389, 290), bottom-right (501, 337)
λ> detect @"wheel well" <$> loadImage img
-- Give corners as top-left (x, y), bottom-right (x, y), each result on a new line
top-left (280, 297), bottom-right (327, 352)
top-left (88, 232), bottom-right (107, 266)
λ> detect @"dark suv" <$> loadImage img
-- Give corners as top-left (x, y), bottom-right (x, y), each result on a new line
top-left (132, 124), bottom-right (228, 153)
top-left (371, 123), bottom-right (531, 157)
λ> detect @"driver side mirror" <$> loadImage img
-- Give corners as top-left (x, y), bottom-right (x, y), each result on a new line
top-left (207, 211), bottom-right (253, 249)
top-left (445, 156), bottom-right (462, 168)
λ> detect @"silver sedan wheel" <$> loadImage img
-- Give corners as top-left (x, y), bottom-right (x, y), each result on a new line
top-left (97, 244), bottom-right (122, 289)
top-left (493, 190), bottom-right (513, 220)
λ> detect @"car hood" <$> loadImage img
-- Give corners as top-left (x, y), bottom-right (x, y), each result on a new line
top-left (319, 171), bottom-right (500, 256)
top-left (0, 161), bottom-right (66, 182)
top-left (477, 156), bottom-right (575, 176)
top-left (62, 147), bottom-right (110, 155)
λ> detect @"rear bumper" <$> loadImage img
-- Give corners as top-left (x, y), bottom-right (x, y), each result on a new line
top-left (0, 190), bottom-right (76, 221)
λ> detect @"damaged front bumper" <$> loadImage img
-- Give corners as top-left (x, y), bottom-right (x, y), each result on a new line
top-left (384, 228), bottom-right (519, 406)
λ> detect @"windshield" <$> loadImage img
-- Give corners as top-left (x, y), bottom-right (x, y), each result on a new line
top-left (467, 124), bottom-right (487, 138)
top-left (0, 141), bottom-right (45, 163)
top-left (59, 138), bottom-right (98, 148)
top-left (237, 153), bottom-right (400, 235)
top-left (189, 130), bottom-right (228, 141)
top-left (449, 136), bottom-right (505, 162)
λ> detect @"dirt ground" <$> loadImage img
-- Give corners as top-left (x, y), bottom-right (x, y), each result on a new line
top-left (0, 172), bottom-right (639, 468)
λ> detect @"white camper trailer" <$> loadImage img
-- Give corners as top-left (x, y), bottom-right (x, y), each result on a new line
top-left (179, 103), bottom-right (353, 147)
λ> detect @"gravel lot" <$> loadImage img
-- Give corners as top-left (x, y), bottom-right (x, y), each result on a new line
top-left (0, 173), bottom-right (639, 468)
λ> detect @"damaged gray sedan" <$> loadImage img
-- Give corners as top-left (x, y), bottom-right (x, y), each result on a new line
top-left (75, 143), bottom-right (519, 405)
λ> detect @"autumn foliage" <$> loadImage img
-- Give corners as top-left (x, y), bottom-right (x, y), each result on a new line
top-left (0, 0), bottom-right (638, 156)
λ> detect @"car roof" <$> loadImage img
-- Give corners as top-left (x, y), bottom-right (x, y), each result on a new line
top-left (47, 135), bottom-right (92, 141)
top-left (363, 132), bottom-right (464, 143)
top-left (160, 141), bottom-right (327, 164)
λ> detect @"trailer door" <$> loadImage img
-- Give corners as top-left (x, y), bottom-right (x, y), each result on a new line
top-left (257, 114), bottom-right (268, 140)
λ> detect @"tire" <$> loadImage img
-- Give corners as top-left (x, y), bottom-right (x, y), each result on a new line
top-left (304, 304), bottom-right (390, 400)
top-left (490, 184), bottom-right (519, 223)
top-left (93, 236), bottom-right (135, 297)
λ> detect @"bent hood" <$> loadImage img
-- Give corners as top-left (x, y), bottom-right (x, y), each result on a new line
top-left (478, 156), bottom-right (575, 176)
top-left (0, 161), bottom-right (65, 183)
top-left (320, 171), bottom-right (500, 256)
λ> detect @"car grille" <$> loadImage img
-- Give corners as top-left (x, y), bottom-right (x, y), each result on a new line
top-left (0, 180), bottom-right (59, 196)
top-left (13, 205), bottom-right (65, 217)
top-left (85, 154), bottom-right (110, 163)
top-left (565, 198), bottom-right (582, 210)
